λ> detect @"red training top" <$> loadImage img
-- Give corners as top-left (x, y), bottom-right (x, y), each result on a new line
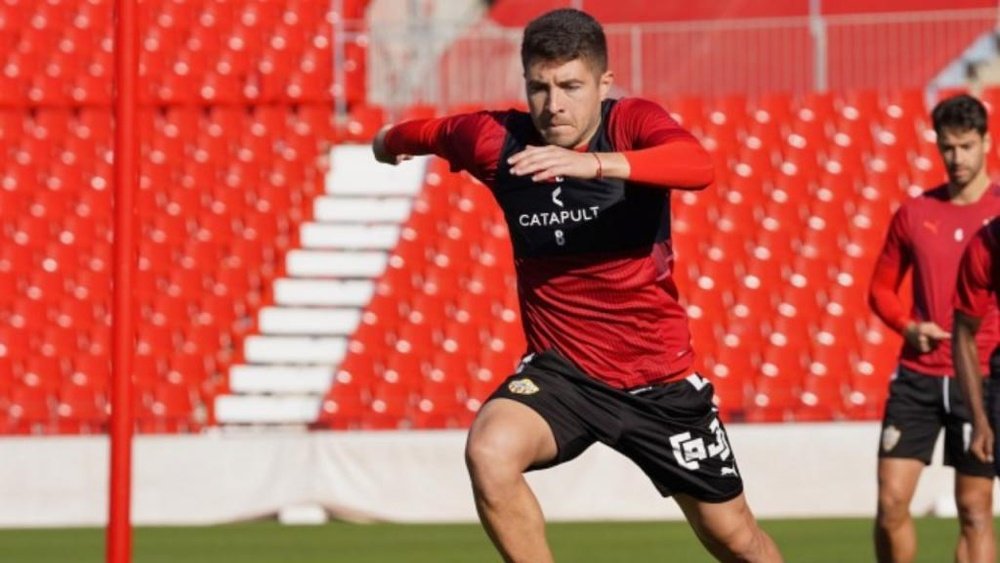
top-left (954, 218), bottom-right (1000, 326)
top-left (869, 184), bottom-right (1000, 376)
top-left (384, 98), bottom-right (713, 388)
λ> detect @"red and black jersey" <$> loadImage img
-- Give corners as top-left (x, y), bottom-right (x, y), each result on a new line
top-left (955, 218), bottom-right (1000, 326)
top-left (869, 184), bottom-right (1000, 376)
top-left (384, 98), bottom-right (712, 388)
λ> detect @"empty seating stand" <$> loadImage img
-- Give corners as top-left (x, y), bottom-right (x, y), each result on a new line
top-left (0, 0), bottom-right (370, 434)
top-left (0, 0), bottom-right (969, 432)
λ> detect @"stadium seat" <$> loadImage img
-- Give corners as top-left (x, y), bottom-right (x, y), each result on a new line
top-left (316, 383), bottom-right (367, 430)
top-left (7, 385), bottom-right (53, 434)
top-left (55, 385), bottom-right (106, 434)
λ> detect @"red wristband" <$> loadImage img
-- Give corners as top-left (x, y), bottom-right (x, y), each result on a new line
top-left (592, 152), bottom-right (603, 179)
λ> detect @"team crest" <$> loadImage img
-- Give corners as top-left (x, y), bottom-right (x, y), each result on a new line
top-left (882, 425), bottom-right (901, 452)
top-left (508, 378), bottom-right (540, 395)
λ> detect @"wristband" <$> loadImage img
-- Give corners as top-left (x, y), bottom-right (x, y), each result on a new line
top-left (592, 152), bottom-right (603, 179)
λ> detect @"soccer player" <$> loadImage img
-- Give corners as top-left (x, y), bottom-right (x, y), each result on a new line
top-left (868, 94), bottom-right (1000, 563)
top-left (372, 8), bottom-right (781, 563)
top-left (954, 218), bottom-right (1000, 472)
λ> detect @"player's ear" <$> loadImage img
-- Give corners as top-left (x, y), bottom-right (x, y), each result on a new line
top-left (599, 70), bottom-right (613, 99)
top-left (984, 131), bottom-right (992, 154)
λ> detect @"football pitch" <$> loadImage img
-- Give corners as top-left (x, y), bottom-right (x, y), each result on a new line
top-left (0, 517), bottom-right (986, 562)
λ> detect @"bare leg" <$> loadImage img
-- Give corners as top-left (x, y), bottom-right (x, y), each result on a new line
top-left (674, 492), bottom-right (782, 562)
top-left (465, 398), bottom-right (559, 563)
top-left (954, 473), bottom-right (995, 563)
top-left (874, 458), bottom-right (924, 563)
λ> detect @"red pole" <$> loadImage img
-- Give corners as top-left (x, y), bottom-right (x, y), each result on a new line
top-left (107, 0), bottom-right (138, 562)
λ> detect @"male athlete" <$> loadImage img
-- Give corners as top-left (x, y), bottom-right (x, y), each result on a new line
top-left (868, 94), bottom-right (1000, 563)
top-left (372, 8), bottom-right (781, 563)
top-left (954, 219), bottom-right (1000, 473)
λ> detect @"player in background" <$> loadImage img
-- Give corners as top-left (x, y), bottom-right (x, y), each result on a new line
top-left (954, 219), bottom-right (1000, 473)
top-left (372, 8), bottom-right (781, 563)
top-left (868, 94), bottom-right (1000, 563)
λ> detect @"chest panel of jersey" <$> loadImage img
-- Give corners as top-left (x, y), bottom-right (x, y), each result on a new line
top-left (492, 100), bottom-right (671, 258)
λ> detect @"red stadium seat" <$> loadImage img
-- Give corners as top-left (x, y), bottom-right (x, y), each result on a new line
top-left (55, 385), bottom-right (106, 434)
top-left (6, 384), bottom-right (52, 434)
top-left (316, 383), bottom-right (368, 430)
top-left (143, 383), bottom-right (196, 433)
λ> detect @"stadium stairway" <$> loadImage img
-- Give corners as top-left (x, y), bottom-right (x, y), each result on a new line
top-left (213, 146), bottom-right (429, 427)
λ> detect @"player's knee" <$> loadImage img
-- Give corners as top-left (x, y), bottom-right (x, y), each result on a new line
top-left (875, 489), bottom-right (910, 528)
top-left (465, 431), bottom-right (521, 485)
top-left (713, 522), bottom-right (769, 562)
top-left (956, 490), bottom-right (994, 532)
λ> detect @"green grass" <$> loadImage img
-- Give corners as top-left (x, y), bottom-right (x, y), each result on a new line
top-left (0, 517), bottom-right (985, 562)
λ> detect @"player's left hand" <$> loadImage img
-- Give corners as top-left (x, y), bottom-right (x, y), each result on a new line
top-left (970, 421), bottom-right (994, 464)
top-left (508, 145), bottom-right (600, 183)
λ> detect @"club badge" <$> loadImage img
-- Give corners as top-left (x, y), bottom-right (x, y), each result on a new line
top-left (508, 378), bottom-right (540, 395)
top-left (882, 425), bottom-right (901, 452)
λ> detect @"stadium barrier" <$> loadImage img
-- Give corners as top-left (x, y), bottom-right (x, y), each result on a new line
top-left (0, 422), bottom-right (993, 527)
top-left (366, 8), bottom-right (997, 111)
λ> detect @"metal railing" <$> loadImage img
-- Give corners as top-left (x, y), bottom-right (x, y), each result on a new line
top-left (359, 8), bottom-right (997, 112)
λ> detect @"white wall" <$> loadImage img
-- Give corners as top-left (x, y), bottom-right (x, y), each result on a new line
top-left (0, 422), bottom-right (990, 527)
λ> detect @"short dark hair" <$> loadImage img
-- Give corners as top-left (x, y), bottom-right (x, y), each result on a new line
top-left (931, 94), bottom-right (988, 136)
top-left (520, 9), bottom-right (607, 72)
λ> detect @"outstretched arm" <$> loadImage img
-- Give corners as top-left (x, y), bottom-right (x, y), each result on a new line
top-left (371, 112), bottom-right (502, 178)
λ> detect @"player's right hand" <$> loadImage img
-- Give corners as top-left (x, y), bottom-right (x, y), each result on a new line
top-left (372, 124), bottom-right (412, 165)
top-left (903, 321), bottom-right (951, 353)
top-left (970, 420), bottom-right (994, 463)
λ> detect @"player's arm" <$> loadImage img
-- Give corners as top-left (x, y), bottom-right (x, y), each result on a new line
top-left (509, 98), bottom-right (714, 189)
top-left (954, 310), bottom-right (992, 462)
top-left (952, 229), bottom-right (996, 462)
top-left (867, 208), bottom-right (950, 352)
top-left (372, 124), bottom-right (412, 165)
top-left (371, 113), bottom-right (499, 175)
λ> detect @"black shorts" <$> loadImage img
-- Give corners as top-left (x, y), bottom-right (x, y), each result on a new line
top-left (487, 350), bottom-right (744, 503)
top-left (879, 364), bottom-right (993, 478)
top-left (988, 348), bottom-right (1000, 476)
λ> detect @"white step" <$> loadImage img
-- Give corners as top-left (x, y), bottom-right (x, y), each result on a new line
top-left (327, 146), bottom-right (428, 196)
top-left (214, 395), bottom-right (322, 424)
top-left (285, 249), bottom-right (387, 278)
top-left (258, 307), bottom-right (361, 336)
top-left (272, 278), bottom-right (374, 307)
top-left (243, 335), bottom-right (347, 364)
top-left (299, 223), bottom-right (400, 250)
top-left (313, 196), bottom-right (412, 223)
top-left (229, 365), bottom-right (334, 394)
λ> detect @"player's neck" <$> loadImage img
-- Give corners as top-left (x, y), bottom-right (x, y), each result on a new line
top-left (948, 171), bottom-right (991, 205)
top-left (571, 115), bottom-right (603, 150)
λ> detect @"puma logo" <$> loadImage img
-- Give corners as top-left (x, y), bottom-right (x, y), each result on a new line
top-left (923, 220), bottom-right (939, 234)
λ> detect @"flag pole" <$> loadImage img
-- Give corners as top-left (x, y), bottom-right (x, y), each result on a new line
top-left (107, 0), bottom-right (139, 561)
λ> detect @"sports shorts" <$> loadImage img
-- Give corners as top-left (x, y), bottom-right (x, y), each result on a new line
top-left (987, 348), bottom-right (1000, 476)
top-left (487, 350), bottom-right (744, 503)
top-left (878, 364), bottom-right (993, 478)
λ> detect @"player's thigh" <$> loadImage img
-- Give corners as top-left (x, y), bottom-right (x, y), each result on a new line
top-left (674, 492), bottom-right (760, 550)
top-left (876, 457), bottom-right (924, 505)
top-left (466, 398), bottom-right (559, 471)
top-left (879, 368), bottom-right (943, 463)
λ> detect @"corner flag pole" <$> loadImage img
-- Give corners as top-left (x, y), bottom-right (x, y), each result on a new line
top-left (108, 0), bottom-right (139, 561)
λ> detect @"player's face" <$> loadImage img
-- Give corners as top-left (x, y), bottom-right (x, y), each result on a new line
top-left (937, 127), bottom-right (990, 188)
top-left (524, 57), bottom-right (613, 149)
